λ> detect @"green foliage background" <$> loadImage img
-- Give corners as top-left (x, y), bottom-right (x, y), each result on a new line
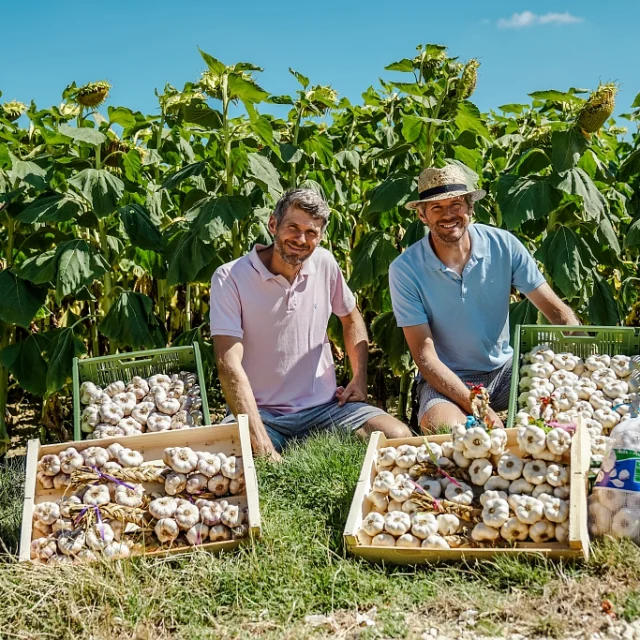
top-left (1, 44), bottom-right (639, 450)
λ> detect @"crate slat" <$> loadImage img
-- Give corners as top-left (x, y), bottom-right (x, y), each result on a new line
top-left (344, 426), bottom-right (590, 564)
top-left (20, 417), bottom-right (260, 563)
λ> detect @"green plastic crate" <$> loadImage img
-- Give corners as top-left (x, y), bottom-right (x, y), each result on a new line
top-left (507, 325), bottom-right (640, 427)
top-left (73, 344), bottom-right (210, 441)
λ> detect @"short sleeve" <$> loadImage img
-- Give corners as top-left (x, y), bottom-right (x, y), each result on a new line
top-left (330, 260), bottom-right (356, 317)
top-left (389, 260), bottom-right (429, 327)
top-left (209, 270), bottom-right (244, 338)
top-left (509, 234), bottom-right (546, 294)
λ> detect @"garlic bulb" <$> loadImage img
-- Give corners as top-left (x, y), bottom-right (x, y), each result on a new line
top-left (114, 483), bottom-right (144, 508)
top-left (164, 472), bottom-right (187, 496)
top-left (372, 533), bottom-right (396, 547)
top-left (469, 458), bottom-right (493, 486)
top-left (209, 524), bottom-right (232, 542)
top-left (497, 453), bottom-right (523, 480)
top-left (520, 425), bottom-right (547, 455)
top-left (221, 504), bottom-right (245, 528)
top-left (388, 477), bottom-right (414, 503)
top-left (105, 380), bottom-right (126, 397)
top-left (155, 518), bottom-right (180, 543)
top-left (611, 507), bottom-right (640, 539)
top-left (471, 523), bottom-right (500, 542)
top-left (59, 448), bottom-right (84, 474)
top-left (543, 497), bottom-right (569, 523)
top-left (166, 447), bottom-right (198, 474)
top-left (103, 542), bottom-right (131, 559)
top-left (410, 512), bottom-right (438, 539)
top-left (482, 498), bottom-right (510, 528)
top-left (147, 412), bottom-right (172, 432)
top-left (384, 511), bottom-right (411, 536)
top-left (361, 512), bottom-right (385, 537)
top-left (207, 474), bottom-right (230, 496)
top-left (117, 448), bottom-right (144, 468)
top-left (394, 533), bottom-right (420, 547)
top-left (529, 519), bottom-right (555, 543)
top-left (437, 513), bottom-right (460, 536)
top-left (515, 496), bottom-right (544, 525)
top-left (480, 490), bottom-right (508, 506)
top-left (186, 523), bottom-right (210, 545)
top-left (395, 444), bottom-right (418, 468)
top-left (373, 470), bottom-right (395, 494)
top-left (221, 456), bottom-right (243, 480)
top-left (200, 502), bottom-right (224, 526)
top-left (522, 460), bottom-right (547, 485)
top-left (82, 447), bottom-right (109, 468)
top-left (86, 522), bottom-right (115, 550)
top-left (175, 502), bottom-right (200, 530)
top-left (126, 376), bottom-right (150, 400)
top-left (83, 484), bottom-right (111, 506)
top-left (445, 482), bottom-right (473, 505)
top-left (377, 447), bottom-right (397, 467)
top-left (80, 381), bottom-right (102, 404)
top-left (58, 530), bottom-right (86, 556)
top-left (38, 454), bottom-right (61, 477)
top-left (36, 471), bottom-right (54, 489)
top-left (500, 517), bottom-right (529, 542)
top-left (34, 501), bottom-right (61, 525)
top-left (149, 496), bottom-right (178, 520)
top-left (462, 427), bottom-right (491, 458)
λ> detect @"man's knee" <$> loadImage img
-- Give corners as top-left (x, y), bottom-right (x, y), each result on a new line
top-left (419, 402), bottom-right (466, 435)
top-left (360, 414), bottom-right (412, 439)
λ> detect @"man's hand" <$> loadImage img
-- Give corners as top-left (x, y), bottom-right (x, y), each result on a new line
top-left (336, 377), bottom-right (368, 406)
top-left (254, 439), bottom-right (282, 463)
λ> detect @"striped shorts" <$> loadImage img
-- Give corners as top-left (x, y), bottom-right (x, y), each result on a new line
top-left (417, 358), bottom-right (513, 422)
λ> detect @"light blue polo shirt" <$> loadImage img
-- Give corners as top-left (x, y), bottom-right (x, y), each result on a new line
top-left (389, 223), bottom-right (546, 375)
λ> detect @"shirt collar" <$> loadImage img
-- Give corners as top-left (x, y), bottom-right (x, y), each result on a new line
top-left (421, 223), bottom-right (486, 270)
top-left (248, 244), bottom-right (317, 281)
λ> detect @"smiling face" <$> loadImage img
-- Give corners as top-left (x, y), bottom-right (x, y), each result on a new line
top-left (417, 195), bottom-right (471, 244)
top-left (268, 206), bottom-right (324, 266)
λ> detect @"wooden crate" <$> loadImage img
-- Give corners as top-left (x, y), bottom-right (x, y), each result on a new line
top-left (20, 415), bottom-right (260, 563)
top-left (344, 426), bottom-right (590, 564)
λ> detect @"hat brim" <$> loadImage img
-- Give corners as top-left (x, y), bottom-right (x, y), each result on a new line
top-left (405, 189), bottom-right (486, 210)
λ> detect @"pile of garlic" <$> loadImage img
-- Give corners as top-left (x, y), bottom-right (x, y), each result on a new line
top-left (588, 419), bottom-right (640, 542)
top-left (515, 348), bottom-right (634, 466)
top-left (358, 424), bottom-right (572, 549)
top-left (31, 443), bottom-right (247, 564)
top-left (80, 371), bottom-right (203, 439)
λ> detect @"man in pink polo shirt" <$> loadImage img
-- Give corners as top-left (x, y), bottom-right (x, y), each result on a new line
top-left (210, 189), bottom-right (411, 460)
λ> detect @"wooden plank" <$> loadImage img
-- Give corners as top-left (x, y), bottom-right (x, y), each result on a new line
top-left (344, 431), bottom-right (383, 545)
top-left (21, 420), bottom-right (261, 564)
top-left (19, 439), bottom-right (41, 562)
top-left (344, 427), bottom-right (589, 564)
top-left (237, 414), bottom-right (261, 536)
top-left (569, 418), bottom-right (591, 560)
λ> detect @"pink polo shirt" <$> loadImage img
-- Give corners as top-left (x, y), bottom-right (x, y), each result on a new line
top-left (209, 245), bottom-right (356, 415)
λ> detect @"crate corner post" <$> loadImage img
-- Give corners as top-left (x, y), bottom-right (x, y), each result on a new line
top-left (19, 438), bottom-right (42, 562)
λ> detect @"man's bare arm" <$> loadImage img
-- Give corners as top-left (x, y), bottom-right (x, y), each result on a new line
top-left (335, 308), bottom-right (369, 404)
top-left (526, 283), bottom-right (580, 325)
top-left (213, 335), bottom-right (280, 460)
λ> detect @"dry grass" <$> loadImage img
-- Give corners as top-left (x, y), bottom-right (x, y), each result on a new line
top-left (1, 431), bottom-right (639, 639)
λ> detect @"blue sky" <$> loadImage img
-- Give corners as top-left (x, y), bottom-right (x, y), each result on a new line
top-left (2, 1), bottom-right (639, 122)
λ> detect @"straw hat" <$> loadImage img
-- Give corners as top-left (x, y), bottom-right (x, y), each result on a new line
top-left (405, 164), bottom-right (486, 210)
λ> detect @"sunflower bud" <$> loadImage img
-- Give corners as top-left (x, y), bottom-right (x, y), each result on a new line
top-left (459, 59), bottom-right (480, 99)
top-left (576, 83), bottom-right (617, 134)
top-left (1, 100), bottom-right (26, 122)
top-left (199, 71), bottom-right (223, 100)
top-left (74, 81), bottom-right (111, 108)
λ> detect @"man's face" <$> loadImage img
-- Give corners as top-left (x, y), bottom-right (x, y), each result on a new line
top-left (268, 206), bottom-right (324, 266)
top-left (417, 196), bottom-right (471, 244)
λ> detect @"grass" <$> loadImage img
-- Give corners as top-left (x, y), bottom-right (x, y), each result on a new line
top-left (0, 430), bottom-right (639, 639)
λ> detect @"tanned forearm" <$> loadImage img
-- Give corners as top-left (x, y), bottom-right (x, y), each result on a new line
top-left (341, 310), bottom-right (369, 383)
top-left (216, 360), bottom-right (275, 455)
top-left (543, 303), bottom-right (580, 326)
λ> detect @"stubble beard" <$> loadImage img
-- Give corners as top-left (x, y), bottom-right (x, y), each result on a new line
top-left (274, 235), bottom-right (311, 266)
top-left (428, 218), bottom-right (470, 244)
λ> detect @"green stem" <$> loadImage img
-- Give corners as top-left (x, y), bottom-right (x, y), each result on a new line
top-left (88, 300), bottom-right (100, 357)
top-left (290, 109), bottom-right (302, 187)
top-left (398, 372), bottom-right (411, 422)
top-left (0, 322), bottom-right (11, 451)
top-left (185, 283), bottom-right (192, 332)
top-left (158, 279), bottom-right (167, 327)
top-left (221, 75), bottom-right (234, 196)
top-left (154, 114), bottom-right (164, 184)
top-left (6, 215), bottom-right (16, 268)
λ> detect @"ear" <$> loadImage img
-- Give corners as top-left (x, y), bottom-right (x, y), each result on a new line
top-left (267, 215), bottom-right (277, 236)
top-left (416, 205), bottom-right (428, 225)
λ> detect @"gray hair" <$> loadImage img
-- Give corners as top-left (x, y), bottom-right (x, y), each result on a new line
top-left (272, 189), bottom-right (330, 229)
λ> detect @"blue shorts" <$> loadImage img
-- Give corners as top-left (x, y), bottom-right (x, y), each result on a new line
top-left (222, 399), bottom-right (387, 452)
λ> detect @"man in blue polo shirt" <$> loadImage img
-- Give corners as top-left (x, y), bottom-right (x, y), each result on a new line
top-left (389, 164), bottom-right (579, 432)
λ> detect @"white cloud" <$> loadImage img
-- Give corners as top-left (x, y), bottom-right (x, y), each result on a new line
top-left (497, 11), bottom-right (584, 29)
